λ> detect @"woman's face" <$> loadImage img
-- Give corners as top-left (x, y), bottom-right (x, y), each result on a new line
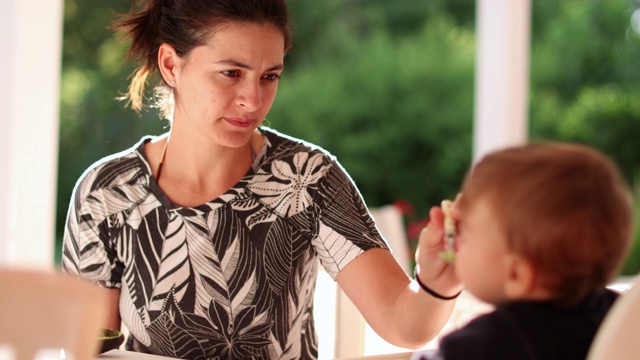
top-left (172, 22), bottom-right (285, 148)
top-left (455, 197), bottom-right (511, 304)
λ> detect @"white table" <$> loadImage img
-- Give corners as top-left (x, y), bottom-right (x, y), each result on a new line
top-left (99, 350), bottom-right (180, 360)
top-left (98, 349), bottom-right (437, 360)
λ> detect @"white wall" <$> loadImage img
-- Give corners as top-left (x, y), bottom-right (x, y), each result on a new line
top-left (0, 0), bottom-right (63, 268)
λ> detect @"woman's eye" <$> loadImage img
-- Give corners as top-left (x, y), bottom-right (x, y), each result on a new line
top-left (222, 70), bottom-right (240, 77)
top-left (263, 73), bottom-right (281, 81)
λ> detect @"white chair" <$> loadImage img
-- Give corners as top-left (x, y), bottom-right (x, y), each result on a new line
top-left (315, 205), bottom-right (412, 359)
top-left (586, 275), bottom-right (640, 360)
top-left (332, 205), bottom-right (412, 358)
top-left (0, 268), bottom-right (109, 360)
top-left (369, 205), bottom-right (412, 273)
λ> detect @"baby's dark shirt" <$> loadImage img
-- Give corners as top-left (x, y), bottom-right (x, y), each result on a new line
top-left (439, 288), bottom-right (618, 360)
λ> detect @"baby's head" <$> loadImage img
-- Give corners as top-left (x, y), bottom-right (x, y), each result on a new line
top-left (455, 142), bottom-right (633, 305)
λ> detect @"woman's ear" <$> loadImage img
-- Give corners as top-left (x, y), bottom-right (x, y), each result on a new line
top-left (503, 254), bottom-right (536, 299)
top-left (158, 42), bottom-right (179, 85)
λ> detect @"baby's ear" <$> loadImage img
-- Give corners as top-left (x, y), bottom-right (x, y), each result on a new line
top-left (503, 254), bottom-right (536, 299)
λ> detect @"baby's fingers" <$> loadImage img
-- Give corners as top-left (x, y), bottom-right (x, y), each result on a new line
top-left (418, 206), bottom-right (445, 250)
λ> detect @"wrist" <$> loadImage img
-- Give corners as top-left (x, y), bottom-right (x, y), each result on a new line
top-left (414, 266), bottom-right (461, 301)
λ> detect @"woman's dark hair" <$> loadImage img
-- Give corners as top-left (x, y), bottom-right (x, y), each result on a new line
top-left (112, 0), bottom-right (291, 116)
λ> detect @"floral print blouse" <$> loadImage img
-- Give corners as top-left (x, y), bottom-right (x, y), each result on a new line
top-left (62, 127), bottom-right (388, 359)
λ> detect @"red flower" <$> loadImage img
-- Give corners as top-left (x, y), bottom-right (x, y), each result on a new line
top-left (392, 199), bottom-right (415, 218)
top-left (406, 217), bottom-right (430, 242)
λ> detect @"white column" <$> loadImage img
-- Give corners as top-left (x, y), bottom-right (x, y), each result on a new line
top-left (0, 0), bottom-right (63, 268)
top-left (473, 0), bottom-right (531, 162)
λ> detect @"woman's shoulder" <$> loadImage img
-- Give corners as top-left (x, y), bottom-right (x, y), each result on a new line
top-left (72, 136), bottom-right (154, 197)
top-left (257, 127), bottom-right (359, 187)
top-left (260, 126), bottom-right (337, 160)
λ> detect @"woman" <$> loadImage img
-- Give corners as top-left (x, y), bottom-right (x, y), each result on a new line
top-left (62, 1), bottom-right (462, 358)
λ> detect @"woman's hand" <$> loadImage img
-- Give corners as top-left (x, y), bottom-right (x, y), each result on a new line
top-left (414, 200), bottom-right (463, 298)
top-left (336, 197), bottom-right (465, 348)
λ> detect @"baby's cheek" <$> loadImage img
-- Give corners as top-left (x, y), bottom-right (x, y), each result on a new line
top-left (453, 248), bottom-right (470, 280)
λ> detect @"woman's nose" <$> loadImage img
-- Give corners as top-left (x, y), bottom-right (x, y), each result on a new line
top-left (236, 81), bottom-right (262, 112)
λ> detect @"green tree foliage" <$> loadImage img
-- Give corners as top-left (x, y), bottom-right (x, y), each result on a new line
top-left (529, 0), bottom-right (640, 274)
top-left (268, 15), bottom-right (474, 212)
top-left (58, 0), bottom-right (640, 273)
top-left (58, 0), bottom-right (166, 231)
top-left (530, 1), bottom-right (640, 175)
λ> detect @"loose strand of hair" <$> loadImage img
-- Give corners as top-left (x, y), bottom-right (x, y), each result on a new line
top-left (129, 65), bottom-right (151, 115)
top-left (110, 0), bottom-right (165, 113)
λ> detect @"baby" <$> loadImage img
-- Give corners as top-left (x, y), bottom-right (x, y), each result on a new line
top-left (437, 142), bottom-right (634, 360)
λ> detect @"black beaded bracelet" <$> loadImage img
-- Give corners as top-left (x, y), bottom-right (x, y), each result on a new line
top-left (414, 269), bottom-right (461, 301)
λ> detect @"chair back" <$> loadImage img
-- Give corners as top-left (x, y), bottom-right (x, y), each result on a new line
top-left (587, 276), bottom-right (640, 360)
top-left (0, 269), bottom-right (108, 360)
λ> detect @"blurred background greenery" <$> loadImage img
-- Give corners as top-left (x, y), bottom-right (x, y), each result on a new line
top-left (58, 0), bottom-right (640, 275)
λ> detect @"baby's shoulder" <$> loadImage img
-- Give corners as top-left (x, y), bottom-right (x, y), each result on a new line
top-left (439, 310), bottom-right (522, 359)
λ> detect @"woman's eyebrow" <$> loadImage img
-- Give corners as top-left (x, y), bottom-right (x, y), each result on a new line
top-left (214, 59), bottom-right (284, 72)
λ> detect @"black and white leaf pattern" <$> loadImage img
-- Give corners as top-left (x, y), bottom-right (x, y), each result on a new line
top-left (62, 128), bottom-right (388, 359)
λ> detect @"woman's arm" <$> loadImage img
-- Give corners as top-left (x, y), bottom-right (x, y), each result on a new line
top-left (335, 206), bottom-right (462, 349)
top-left (105, 288), bottom-right (122, 330)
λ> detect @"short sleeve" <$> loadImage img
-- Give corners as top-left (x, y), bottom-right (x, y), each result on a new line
top-left (61, 165), bottom-right (125, 289)
top-left (312, 158), bottom-right (389, 279)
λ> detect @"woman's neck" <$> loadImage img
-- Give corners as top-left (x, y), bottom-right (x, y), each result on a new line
top-left (152, 129), bottom-right (261, 207)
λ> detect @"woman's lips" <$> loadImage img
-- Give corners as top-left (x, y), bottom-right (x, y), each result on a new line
top-left (225, 117), bottom-right (254, 128)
